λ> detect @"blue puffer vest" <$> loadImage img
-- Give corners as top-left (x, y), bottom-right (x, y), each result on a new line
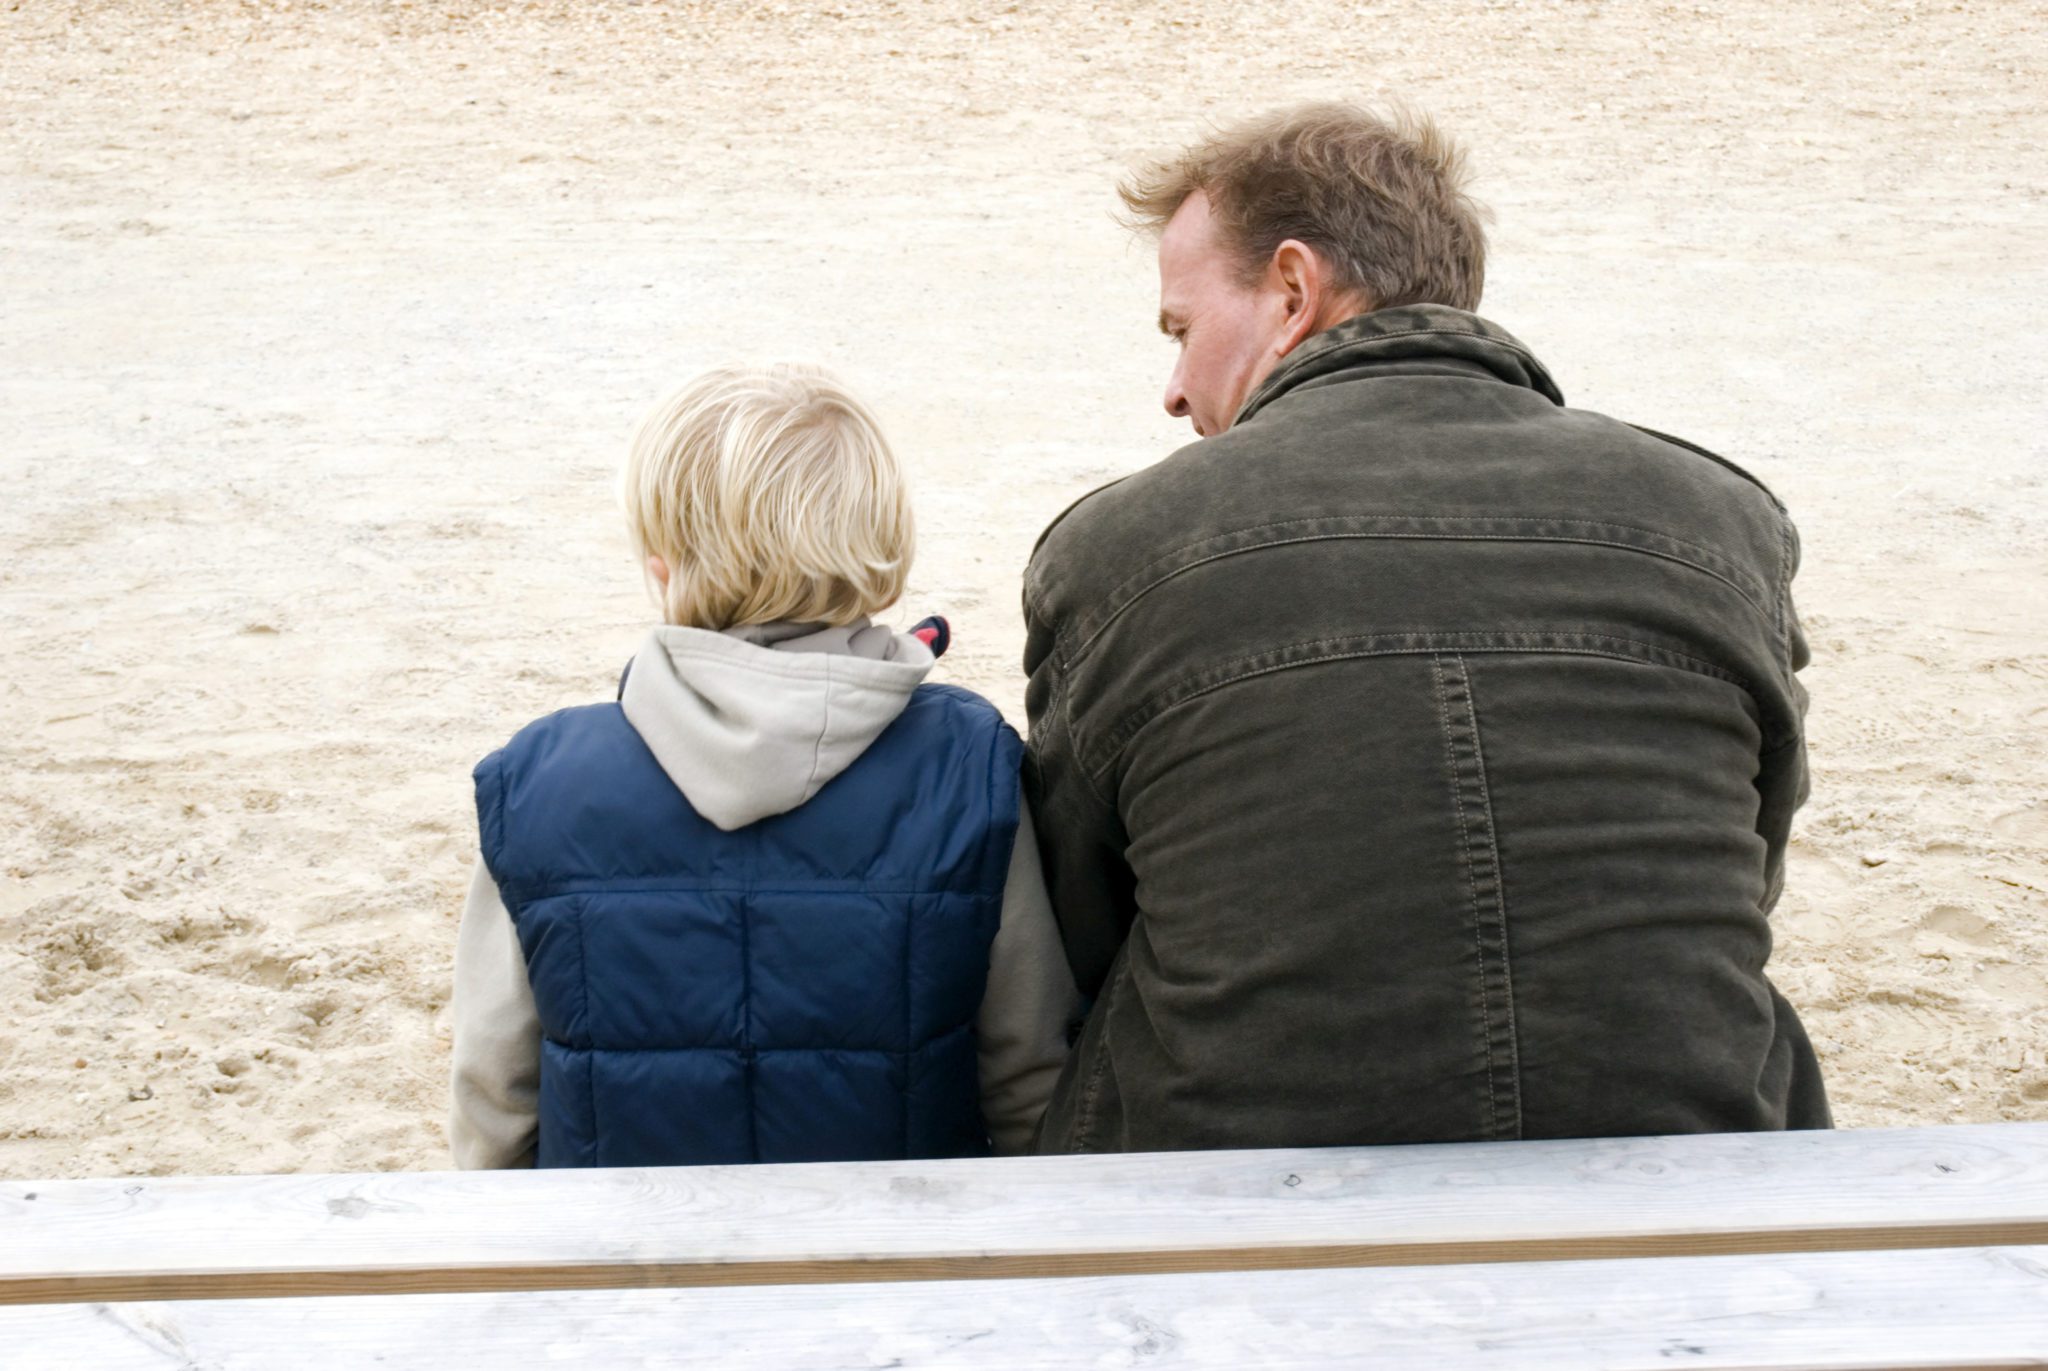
top-left (474, 681), bottom-right (1021, 1168)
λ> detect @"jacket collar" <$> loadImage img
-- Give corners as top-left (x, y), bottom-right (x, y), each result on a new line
top-left (1234, 304), bottom-right (1565, 426)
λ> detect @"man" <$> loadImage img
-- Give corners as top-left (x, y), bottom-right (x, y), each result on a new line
top-left (1024, 103), bottom-right (1830, 1153)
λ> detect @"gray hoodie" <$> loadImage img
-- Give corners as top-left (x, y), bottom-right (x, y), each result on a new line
top-left (448, 620), bottom-right (1078, 1166)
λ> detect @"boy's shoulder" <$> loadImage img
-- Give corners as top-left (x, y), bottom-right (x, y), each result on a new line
top-left (910, 679), bottom-right (1002, 714)
top-left (903, 617), bottom-right (1011, 732)
top-left (906, 681), bottom-right (1019, 740)
top-left (475, 701), bottom-right (632, 780)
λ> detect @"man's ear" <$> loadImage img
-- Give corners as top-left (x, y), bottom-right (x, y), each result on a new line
top-left (1270, 240), bottom-right (1368, 356)
top-left (1270, 239), bottom-right (1331, 356)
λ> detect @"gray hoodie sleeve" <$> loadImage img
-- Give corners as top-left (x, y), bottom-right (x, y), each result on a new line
top-left (976, 786), bottom-right (1082, 1155)
top-left (448, 856), bottom-right (540, 1169)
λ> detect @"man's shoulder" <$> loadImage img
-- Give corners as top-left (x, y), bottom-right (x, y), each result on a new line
top-left (1619, 422), bottom-right (1788, 514)
top-left (1026, 473), bottom-right (1134, 564)
top-left (1024, 395), bottom-right (1797, 629)
top-left (1025, 426), bottom-right (1269, 610)
top-left (1580, 410), bottom-right (1799, 554)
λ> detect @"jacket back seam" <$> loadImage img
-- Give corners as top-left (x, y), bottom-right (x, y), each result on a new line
top-left (1429, 656), bottom-right (1496, 1135)
top-left (1433, 654), bottom-right (1523, 1140)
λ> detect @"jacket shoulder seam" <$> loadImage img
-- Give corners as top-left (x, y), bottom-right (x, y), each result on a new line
top-left (1026, 474), bottom-right (1137, 567)
top-left (1061, 515), bottom-right (1773, 665)
top-left (1627, 424), bottom-right (1787, 511)
top-left (1083, 630), bottom-right (1768, 783)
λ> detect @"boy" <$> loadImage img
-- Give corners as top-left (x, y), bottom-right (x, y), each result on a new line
top-left (450, 364), bottom-right (1075, 1167)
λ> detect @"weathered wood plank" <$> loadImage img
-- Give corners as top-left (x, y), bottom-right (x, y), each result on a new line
top-left (3, 1123), bottom-right (2045, 1304)
top-left (9, 1245), bottom-right (2048, 1369)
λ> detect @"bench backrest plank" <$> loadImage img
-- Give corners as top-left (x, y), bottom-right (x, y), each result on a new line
top-left (4, 1123), bottom-right (2045, 1305)
top-left (7, 1244), bottom-right (2046, 1369)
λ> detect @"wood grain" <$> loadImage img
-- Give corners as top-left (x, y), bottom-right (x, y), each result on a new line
top-left (3, 1123), bottom-right (2045, 1305)
top-left (8, 1245), bottom-right (2047, 1369)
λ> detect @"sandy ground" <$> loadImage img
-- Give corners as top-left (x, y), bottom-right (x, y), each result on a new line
top-left (1, 0), bottom-right (2043, 1179)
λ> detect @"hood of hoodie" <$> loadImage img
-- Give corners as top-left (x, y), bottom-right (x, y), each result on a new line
top-left (618, 619), bottom-right (936, 832)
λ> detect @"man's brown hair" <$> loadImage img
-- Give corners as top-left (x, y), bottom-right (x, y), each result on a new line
top-left (1121, 102), bottom-right (1487, 314)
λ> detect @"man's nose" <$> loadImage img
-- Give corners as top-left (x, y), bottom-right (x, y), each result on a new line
top-left (1163, 376), bottom-right (1190, 420)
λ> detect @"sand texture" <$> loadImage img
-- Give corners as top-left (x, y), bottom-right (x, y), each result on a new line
top-left (1, 0), bottom-right (2044, 1178)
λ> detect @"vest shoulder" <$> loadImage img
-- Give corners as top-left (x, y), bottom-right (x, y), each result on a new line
top-left (476, 702), bottom-right (632, 778)
top-left (898, 685), bottom-right (1022, 774)
top-left (909, 681), bottom-right (1011, 727)
top-left (517, 700), bottom-right (631, 739)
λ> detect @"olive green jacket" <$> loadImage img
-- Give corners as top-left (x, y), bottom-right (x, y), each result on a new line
top-left (1024, 305), bottom-right (1830, 1153)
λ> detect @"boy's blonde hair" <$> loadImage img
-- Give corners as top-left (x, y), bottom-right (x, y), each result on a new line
top-left (622, 364), bottom-right (913, 630)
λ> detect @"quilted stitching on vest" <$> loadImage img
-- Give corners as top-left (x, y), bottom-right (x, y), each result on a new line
top-left (476, 684), bottom-right (1020, 1167)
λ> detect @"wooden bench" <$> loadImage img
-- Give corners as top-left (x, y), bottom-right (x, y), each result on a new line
top-left (5, 1122), bottom-right (2046, 1366)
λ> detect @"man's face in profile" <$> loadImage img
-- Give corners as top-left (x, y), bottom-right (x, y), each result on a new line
top-left (1155, 190), bottom-right (1293, 439)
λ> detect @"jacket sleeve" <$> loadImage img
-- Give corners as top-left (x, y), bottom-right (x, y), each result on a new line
top-left (1755, 522), bottom-right (1812, 918)
top-left (448, 855), bottom-right (541, 1169)
top-left (1022, 585), bottom-right (1139, 998)
top-left (975, 788), bottom-right (1083, 1155)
